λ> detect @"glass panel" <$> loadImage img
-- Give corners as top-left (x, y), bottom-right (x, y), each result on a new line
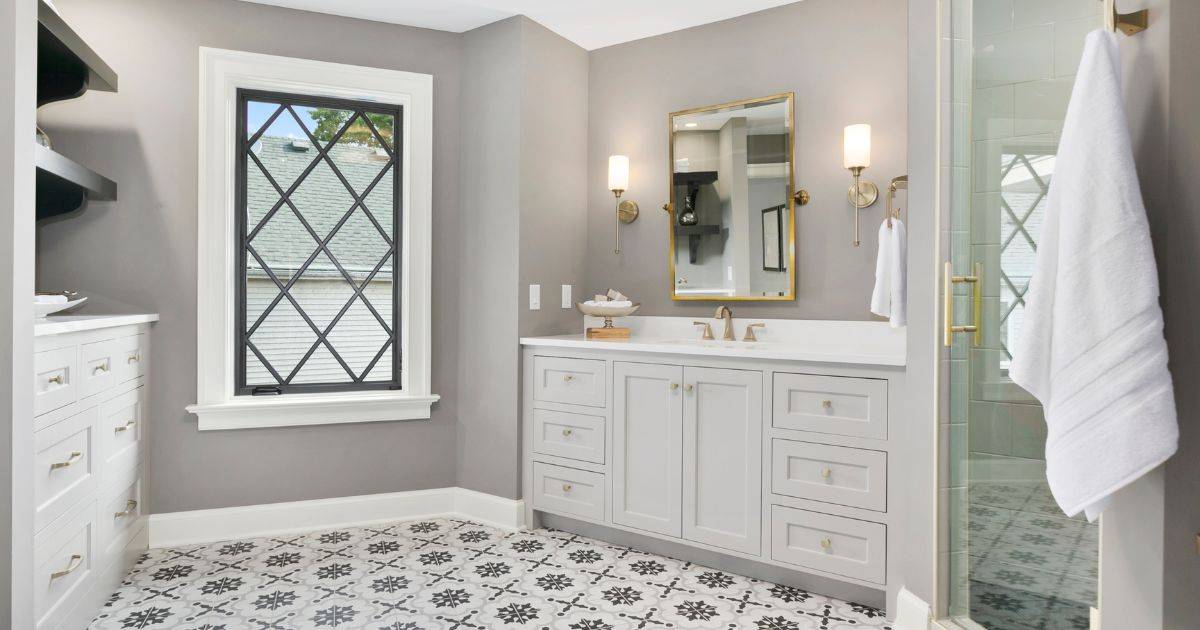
top-left (945, 2), bottom-right (1102, 628)
top-left (328, 114), bottom-right (394, 195)
top-left (291, 343), bottom-right (353, 384)
top-left (248, 207), bottom-right (317, 284)
top-left (245, 351), bottom-right (275, 387)
top-left (290, 252), bottom-right (356, 331)
top-left (289, 158), bottom-right (356, 241)
top-left (248, 298), bottom-right (318, 380)
top-left (248, 102), bottom-right (318, 193)
top-left (327, 208), bottom-right (392, 285)
top-left (326, 297), bottom-right (390, 379)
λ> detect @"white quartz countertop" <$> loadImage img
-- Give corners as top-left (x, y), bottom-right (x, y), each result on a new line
top-left (520, 317), bottom-right (906, 367)
top-left (35, 313), bottom-right (160, 337)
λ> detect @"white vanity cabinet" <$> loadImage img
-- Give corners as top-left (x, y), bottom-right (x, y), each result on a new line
top-left (522, 321), bottom-right (905, 608)
top-left (31, 315), bottom-right (157, 630)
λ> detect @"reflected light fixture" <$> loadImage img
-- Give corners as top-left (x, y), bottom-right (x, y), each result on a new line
top-left (608, 155), bottom-right (639, 254)
top-left (843, 123), bottom-right (879, 246)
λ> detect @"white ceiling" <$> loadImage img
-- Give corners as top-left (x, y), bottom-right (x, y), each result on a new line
top-left (237, 0), bottom-right (803, 50)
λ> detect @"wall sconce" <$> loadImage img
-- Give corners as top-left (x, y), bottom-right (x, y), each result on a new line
top-left (608, 155), bottom-right (639, 254)
top-left (843, 123), bottom-right (879, 247)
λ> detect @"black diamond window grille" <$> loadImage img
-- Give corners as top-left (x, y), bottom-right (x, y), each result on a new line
top-left (997, 149), bottom-right (1051, 370)
top-left (235, 89), bottom-right (402, 395)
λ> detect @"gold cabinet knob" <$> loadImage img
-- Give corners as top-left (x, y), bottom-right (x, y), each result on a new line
top-left (561, 428), bottom-right (573, 437)
top-left (50, 451), bottom-right (83, 471)
top-left (684, 384), bottom-right (694, 392)
top-left (819, 537), bottom-right (832, 550)
top-left (820, 467), bottom-right (833, 479)
top-left (821, 400), bottom-right (833, 409)
top-left (50, 554), bottom-right (83, 580)
top-left (670, 382), bottom-right (679, 391)
top-left (47, 374), bottom-right (63, 385)
top-left (561, 483), bottom-right (573, 492)
top-left (114, 499), bottom-right (138, 518)
top-left (115, 419), bottom-right (136, 433)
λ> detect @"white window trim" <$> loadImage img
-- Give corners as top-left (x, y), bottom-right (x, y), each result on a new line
top-left (188, 47), bottom-right (437, 431)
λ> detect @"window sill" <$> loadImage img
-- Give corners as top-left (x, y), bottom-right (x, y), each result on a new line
top-left (187, 391), bottom-right (440, 431)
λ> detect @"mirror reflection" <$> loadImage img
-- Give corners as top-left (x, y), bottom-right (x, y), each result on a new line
top-left (669, 93), bottom-right (795, 301)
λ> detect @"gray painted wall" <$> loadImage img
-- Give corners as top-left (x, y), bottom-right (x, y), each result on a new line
top-left (585, 0), bottom-right (907, 320)
top-left (36, 0), bottom-right (463, 513)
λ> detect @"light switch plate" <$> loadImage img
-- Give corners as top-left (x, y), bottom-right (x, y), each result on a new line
top-left (561, 284), bottom-right (572, 309)
top-left (529, 284), bottom-right (540, 310)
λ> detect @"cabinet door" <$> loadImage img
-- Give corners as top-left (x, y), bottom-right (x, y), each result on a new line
top-left (682, 367), bottom-right (762, 555)
top-left (612, 362), bottom-right (682, 537)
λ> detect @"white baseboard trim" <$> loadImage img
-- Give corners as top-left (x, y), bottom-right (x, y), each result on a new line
top-left (149, 487), bottom-right (526, 548)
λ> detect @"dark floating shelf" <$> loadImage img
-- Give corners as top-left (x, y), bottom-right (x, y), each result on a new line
top-left (38, 0), bottom-right (118, 107)
top-left (35, 143), bottom-right (116, 221)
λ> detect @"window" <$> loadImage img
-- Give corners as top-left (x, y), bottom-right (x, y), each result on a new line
top-left (191, 48), bottom-right (435, 430)
top-left (236, 90), bottom-right (401, 395)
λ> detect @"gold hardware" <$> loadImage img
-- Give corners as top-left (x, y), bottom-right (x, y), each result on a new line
top-left (885, 175), bottom-right (907, 228)
top-left (692, 321), bottom-right (714, 341)
top-left (50, 554), bottom-right (83, 580)
top-left (743, 323), bottom-right (765, 342)
top-left (669, 93), bottom-right (797, 302)
top-left (684, 384), bottom-right (694, 392)
top-left (715, 305), bottom-right (734, 340)
top-left (793, 189), bottom-right (810, 206)
top-left (848, 166), bottom-right (879, 247)
top-left (820, 467), bottom-right (833, 479)
top-left (819, 537), bottom-right (832, 550)
top-left (943, 261), bottom-right (982, 347)
top-left (612, 189), bottom-right (639, 255)
top-left (821, 400), bottom-right (833, 409)
top-left (115, 419), bottom-right (136, 433)
top-left (561, 428), bottom-right (573, 437)
top-left (114, 499), bottom-right (138, 518)
top-left (93, 363), bottom-right (109, 375)
top-left (50, 451), bottom-right (82, 470)
top-left (127, 353), bottom-right (140, 364)
top-left (670, 382), bottom-right (680, 391)
top-left (1107, 0), bottom-right (1148, 35)
top-left (47, 374), bottom-right (63, 385)
top-left (561, 483), bottom-right (572, 492)
top-left (563, 374), bottom-right (575, 382)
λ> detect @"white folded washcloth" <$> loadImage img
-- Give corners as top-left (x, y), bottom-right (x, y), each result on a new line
top-left (1009, 30), bottom-right (1178, 521)
top-left (584, 300), bottom-right (632, 308)
top-left (869, 218), bottom-right (906, 327)
top-left (34, 294), bottom-right (68, 305)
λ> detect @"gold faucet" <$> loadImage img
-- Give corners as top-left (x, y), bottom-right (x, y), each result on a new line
top-left (715, 305), bottom-right (734, 341)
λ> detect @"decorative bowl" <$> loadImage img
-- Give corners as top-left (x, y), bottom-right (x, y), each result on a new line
top-left (575, 302), bottom-right (640, 318)
top-left (35, 296), bottom-right (87, 319)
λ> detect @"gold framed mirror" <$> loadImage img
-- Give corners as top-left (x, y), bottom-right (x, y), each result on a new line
top-left (667, 93), bottom-right (797, 301)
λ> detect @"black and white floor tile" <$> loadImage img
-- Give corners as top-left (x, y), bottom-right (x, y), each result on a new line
top-left (91, 518), bottom-right (891, 629)
top-left (965, 481), bottom-right (1097, 630)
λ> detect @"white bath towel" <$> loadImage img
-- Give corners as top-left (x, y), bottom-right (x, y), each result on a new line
top-left (870, 218), bottom-right (906, 327)
top-left (1009, 30), bottom-right (1177, 521)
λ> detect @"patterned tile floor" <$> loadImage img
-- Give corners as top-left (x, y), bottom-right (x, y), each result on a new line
top-left (965, 481), bottom-right (1098, 630)
top-left (91, 518), bottom-right (891, 629)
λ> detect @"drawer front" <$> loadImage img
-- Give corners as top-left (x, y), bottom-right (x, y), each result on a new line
top-left (532, 408), bottom-right (605, 464)
top-left (35, 407), bottom-right (98, 533)
top-left (112, 333), bottom-right (147, 384)
top-left (80, 340), bottom-right (117, 399)
top-left (34, 346), bottom-right (77, 416)
top-left (531, 462), bottom-right (605, 521)
top-left (772, 440), bottom-right (887, 512)
top-left (98, 387), bottom-right (143, 476)
top-left (773, 373), bottom-right (887, 440)
top-left (533, 357), bottom-right (606, 408)
top-left (100, 471), bottom-right (143, 562)
top-left (770, 505), bottom-right (886, 584)
top-left (34, 500), bottom-right (97, 630)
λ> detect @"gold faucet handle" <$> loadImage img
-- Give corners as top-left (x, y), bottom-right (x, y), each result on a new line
top-left (692, 321), bottom-right (714, 340)
top-left (743, 323), bottom-right (766, 342)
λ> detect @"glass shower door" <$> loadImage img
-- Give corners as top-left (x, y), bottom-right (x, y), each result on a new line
top-left (945, 1), bottom-right (1103, 628)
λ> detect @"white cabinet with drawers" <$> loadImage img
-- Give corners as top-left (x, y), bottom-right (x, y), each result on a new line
top-left (31, 315), bottom-right (157, 630)
top-left (522, 322), bottom-right (904, 609)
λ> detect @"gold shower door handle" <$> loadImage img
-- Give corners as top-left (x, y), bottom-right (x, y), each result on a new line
top-left (943, 261), bottom-right (982, 347)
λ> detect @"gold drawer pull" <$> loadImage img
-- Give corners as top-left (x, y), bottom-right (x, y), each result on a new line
top-left (115, 419), bottom-right (136, 433)
top-left (561, 483), bottom-right (573, 492)
top-left (819, 537), bottom-right (832, 550)
top-left (820, 467), bottom-right (833, 479)
top-left (47, 374), bottom-right (64, 386)
top-left (50, 554), bottom-right (83, 580)
top-left (561, 428), bottom-right (573, 437)
top-left (821, 400), bottom-right (832, 409)
top-left (562, 374), bottom-right (575, 382)
top-left (114, 499), bottom-right (138, 518)
top-left (93, 363), bottom-right (109, 375)
top-left (127, 353), bottom-right (140, 364)
top-left (50, 451), bottom-right (83, 471)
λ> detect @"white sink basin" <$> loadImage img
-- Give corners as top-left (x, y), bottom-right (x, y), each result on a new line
top-left (654, 338), bottom-right (768, 350)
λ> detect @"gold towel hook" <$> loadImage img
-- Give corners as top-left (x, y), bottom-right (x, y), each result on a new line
top-left (885, 175), bottom-right (907, 228)
top-left (1108, 0), bottom-right (1149, 36)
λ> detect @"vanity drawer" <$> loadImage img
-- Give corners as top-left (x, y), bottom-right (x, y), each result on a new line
top-left (34, 499), bottom-right (97, 630)
top-left (34, 346), bottom-right (77, 416)
top-left (79, 339), bottom-right (117, 399)
top-left (532, 408), bottom-right (605, 464)
top-left (34, 406), bottom-right (98, 533)
top-left (99, 469), bottom-right (143, 564)
top-left (112, 333), bottom-right (147, 384)
top-left (773, 373), bottom-right (887, 440)
top-left (533, 356), bottom-right (606, 408)
top-left (97, 387), bottom-right (143, 478)
top-left (770, 505), bottom-right (886, 584)
top-left (772, 440), bottom-right (887, 512)
top-left (531, 462), bottom-right (605, 521)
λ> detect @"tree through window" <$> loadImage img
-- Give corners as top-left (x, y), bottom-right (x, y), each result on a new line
top-left (235, 89), bottom-right (402, 394)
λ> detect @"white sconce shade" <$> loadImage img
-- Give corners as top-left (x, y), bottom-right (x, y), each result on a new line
top-left (843, 124), bottom-right (872, 169)
top-left (608, 155), bottom-right (630, 192)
